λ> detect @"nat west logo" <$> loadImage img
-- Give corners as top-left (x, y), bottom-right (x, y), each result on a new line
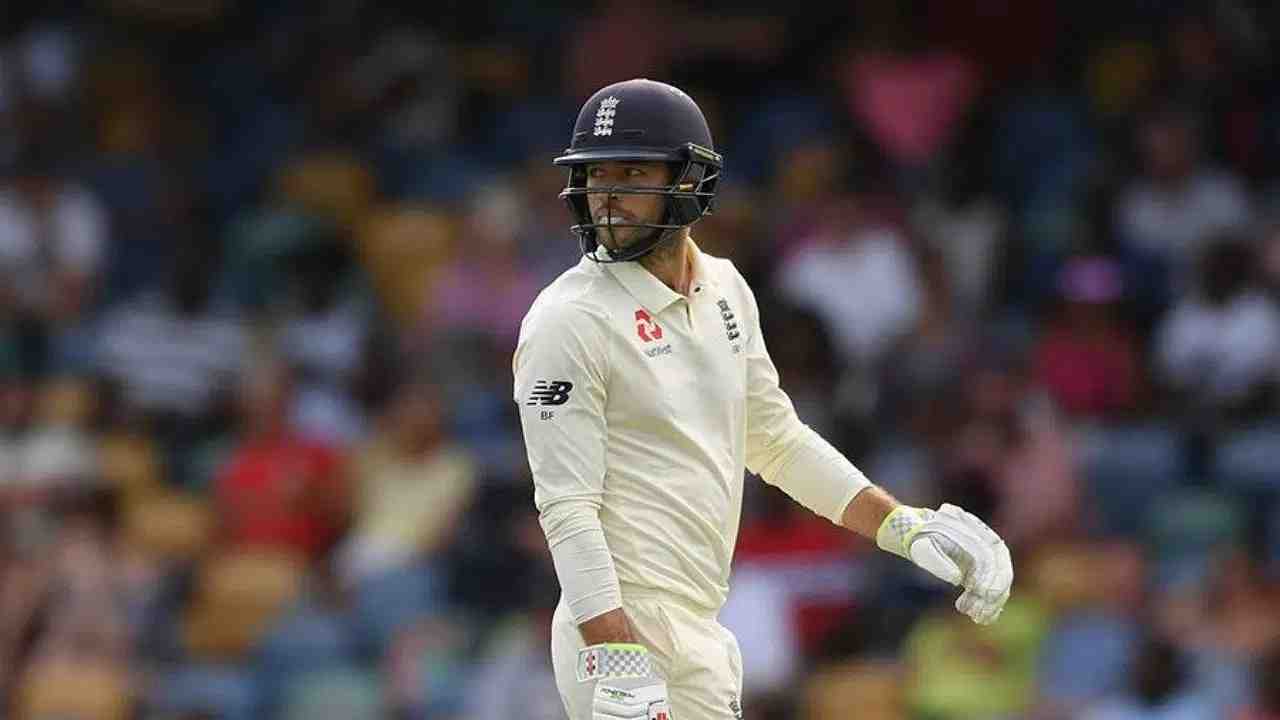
top-left (717, 299), bottom-right (740, 341)
top-left (635, 309), bottom-right (663, 342)
top-left (527, 380), bottom-right (573, 406)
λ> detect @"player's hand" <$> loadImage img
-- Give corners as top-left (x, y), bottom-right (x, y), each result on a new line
top-left (578, 643), bottom-right (672, 720)
top-left (877, 503), bottom-right (1013, 625)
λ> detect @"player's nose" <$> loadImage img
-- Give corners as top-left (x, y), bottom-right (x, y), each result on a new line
top-left (593, 190), bottom-right (619, 212)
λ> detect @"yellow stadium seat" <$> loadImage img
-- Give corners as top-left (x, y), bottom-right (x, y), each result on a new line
top-left (182, 549), bottom-right (307, 661)
top-left (803, 658), bottom-right (906, 720)
top-left (775, 143), bottom-right (846, 205)
top-left (83, 49), bottom-right (161, 155)
top-left (690, 188), bottom-right (759, 262)
top-left (1022, 540), bottom-right (1143, 616)
top-left (274, 151), bottom-right (378, 231)
top-left (122, 491), bottom-right (214, 562)
top-left (35, 377), bottom-right (96, 426)
top-left (1025, 542), bottom-right (1098, 611)
top-left (356, 203), bottom-right (458, 326)
top-left (459, 44), bottom-right (530, 91)
top-left (17, 659), bottom-right (133, 720)
top-left (1086, 41), bottom-right (1158, 118)
top-left (99, 432), bottom-right (163, 499)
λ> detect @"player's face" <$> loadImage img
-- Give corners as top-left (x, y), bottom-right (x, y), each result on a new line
top-left (585, 161), bottom-right (672, 250)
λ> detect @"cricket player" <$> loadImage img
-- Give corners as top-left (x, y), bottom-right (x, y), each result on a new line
top-left (513, 78), bottom-right (1013, 720)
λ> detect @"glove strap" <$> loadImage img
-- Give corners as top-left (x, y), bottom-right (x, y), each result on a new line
top-left (576, 642), bottom-right (654, 683)
top-left (875, 505), bottom-right (933, 559)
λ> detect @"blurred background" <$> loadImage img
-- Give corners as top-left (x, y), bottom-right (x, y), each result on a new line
top-left (2, 0), bottom-right (1280, 719)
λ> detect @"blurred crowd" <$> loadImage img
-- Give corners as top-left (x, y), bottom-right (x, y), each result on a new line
top-left (3, 1), bottom-right (1280, 719)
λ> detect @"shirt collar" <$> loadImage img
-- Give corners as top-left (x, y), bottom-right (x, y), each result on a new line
top-left (604, 238), bottom-right (719, 315)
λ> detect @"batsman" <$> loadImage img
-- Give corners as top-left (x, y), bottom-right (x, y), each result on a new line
top-left (513, 78), bottom-right (1013, 720)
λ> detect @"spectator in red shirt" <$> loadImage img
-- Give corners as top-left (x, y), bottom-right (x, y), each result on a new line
top-left (213, 359), bottom-right (348, 560)
top-left (1033, 256), bottom-right (1143, 420)
top-left (730, 484), bottom-right (865, 658)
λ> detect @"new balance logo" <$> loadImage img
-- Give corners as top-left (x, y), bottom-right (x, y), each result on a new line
top-left (527, 380), bottom-right (574, 406)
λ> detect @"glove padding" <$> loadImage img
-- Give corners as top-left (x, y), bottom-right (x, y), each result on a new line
top-left (578, 643), bottom-right (672, 720)
top-left (877, 503), bottom-right (1013, 625)
top-left (593, 676), bottom-right (671, 720)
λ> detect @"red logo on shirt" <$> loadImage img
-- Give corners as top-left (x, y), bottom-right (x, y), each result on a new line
top-left (635, 309), bottom-right (663, 343)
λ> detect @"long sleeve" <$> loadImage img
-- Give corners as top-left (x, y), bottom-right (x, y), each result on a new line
top-left (513, 300), bottom-right (622, 622)
top-left (740, 283), bottom-right (871, 523)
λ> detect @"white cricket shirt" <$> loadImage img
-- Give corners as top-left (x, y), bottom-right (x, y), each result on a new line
top-left (513, 240), bottom-right (870, 618)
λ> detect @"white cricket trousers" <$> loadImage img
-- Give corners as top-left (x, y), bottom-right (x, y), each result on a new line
top-left (551, 585), bottom-right (745, 720)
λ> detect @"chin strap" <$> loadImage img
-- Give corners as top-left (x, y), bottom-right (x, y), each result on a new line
top-left (582, 226), bottom-right (681, 263)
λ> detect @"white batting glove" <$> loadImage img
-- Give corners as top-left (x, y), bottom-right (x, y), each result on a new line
top-left (577, 643), bottom-right (673, 720)
top-left (876, 503), bottom-right (1013, 625)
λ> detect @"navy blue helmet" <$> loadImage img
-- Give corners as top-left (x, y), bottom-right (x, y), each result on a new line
top-left (554, 78), bottom-right (722, 262)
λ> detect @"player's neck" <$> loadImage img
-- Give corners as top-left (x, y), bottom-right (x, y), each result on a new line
top-left (639, 231), bottom-right (693, 296)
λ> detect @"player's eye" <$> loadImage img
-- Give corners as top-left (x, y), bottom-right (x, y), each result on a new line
top-left (625, 168), bottom-right (646, 177)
